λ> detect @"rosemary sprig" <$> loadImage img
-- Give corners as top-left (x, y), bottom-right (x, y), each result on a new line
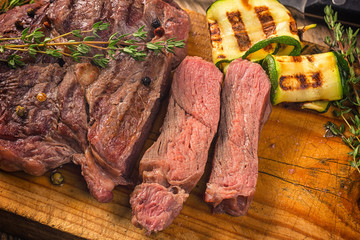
top-left (0, 0), bottom-right (33, 14)
top-left (0, 21), bottom-right (185, 68)
top-left (323, 6), bottom-right (360, 173)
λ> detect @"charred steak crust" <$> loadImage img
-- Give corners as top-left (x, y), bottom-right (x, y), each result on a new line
top-left (205, 59), bottom-right (271, 216)
top-left (130, 56), bottom-right (223, 233)
top-left (0, 0), bottom-right (190, 202)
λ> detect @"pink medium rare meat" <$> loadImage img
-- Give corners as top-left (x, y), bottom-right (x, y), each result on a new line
top-left (205, 58), bottom-right (271, 216)
top-left (130, 56), bottom-right (223, 233)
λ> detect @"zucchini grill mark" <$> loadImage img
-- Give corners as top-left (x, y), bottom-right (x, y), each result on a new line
top-left (209, 21), bottom-right (223, 52)
top-left (306, 56), bottom-right (314, 63)
top-left (226, 11), bottom-right (251, 51)
top-left (279, 72), bottom-right (323, 90)
top-left (254, 6), bottom-right (276, 38)
top-left (288, 12), bottom-right (298, 35)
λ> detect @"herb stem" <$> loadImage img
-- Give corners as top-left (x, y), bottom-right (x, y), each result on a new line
top-left (340, 114), bottom-right (360, 143)
top-left (0, 37), bottom-right (22, 41)
top-left (5, 47), bottom-right (28, 51)
top-left (49, 29), bottom-right (93, 42)
top-left (3, 41), bottom-right (105, 48)
top-left (0, 21), bottom-right (185, 68)
top-left (83, 43), bottom-right (108, 50)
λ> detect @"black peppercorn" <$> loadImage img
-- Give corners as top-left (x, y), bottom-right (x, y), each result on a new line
top-left (15, 21), bottom-right (24, 30)
top-left (141, 77), bottom-right (151, 86)
top-left (151, 19), bottom-right (161, 29)
top-left (27, 8), bottom-right (36, 18)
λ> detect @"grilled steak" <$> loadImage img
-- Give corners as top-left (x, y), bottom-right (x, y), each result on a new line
top-left (205, 59), bottom-right (271, 216)
top-left (0, 0), bottom-right (189, 202)
top-left (130, 56), bottom-right (223, 233)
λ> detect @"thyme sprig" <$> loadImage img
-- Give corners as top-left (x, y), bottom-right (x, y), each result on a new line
top-left (324, 6), bottom-right (360, 82)
top-left (0, 21), bottom-right (185, 68)
top-left (0, 0), bottom-right (33, 14)
top-left (323, 6), bottom-right (360, 173)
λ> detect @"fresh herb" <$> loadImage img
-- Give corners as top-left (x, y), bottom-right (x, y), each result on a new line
top-left (7, 54), bottom-right (24, 68)
top-left (323, 6), bottom-right (360, 173)
top-left (0, 21), bottom-right (185, 68)
top-left (0, 0), bottom-right (34, 14)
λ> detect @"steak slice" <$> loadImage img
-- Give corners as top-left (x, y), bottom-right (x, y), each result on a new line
top-left (205, 59), bottom-right (271, 216)
top-left (0, 0), bottom-right (189, 202)
top-left (130, 56), bottom-right (223, 233)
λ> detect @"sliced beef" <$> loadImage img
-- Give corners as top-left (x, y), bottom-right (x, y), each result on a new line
top-left (205, 59), bottom-right (271, 216)
top-left (0, 0), bottom-right (189, 202)
top-left (130, 56), bottom-right (223, 233)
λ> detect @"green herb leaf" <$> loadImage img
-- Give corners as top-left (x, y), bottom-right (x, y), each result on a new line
top-left (28, 45), bottom-right (37, 57)
top-left (84, 36), bottom-right (96, 41)
top-left (92, 55), bottom-right (109, 68)
top-left (98, 22), bottom-right (110, 31)
top-left (325, 5), bottom-right (360, 173)
top-left (7, 54), bottom-right (24, 68)
top-left (77, 43), bottom-right (91, 54)
top-left (133, 26), bottom-right (147, 40)
top-left (46, 49), bottom-right (62, 58)
top-left (21, 27), bottom-right (29, 40)
top-left (72, 30), bottom-right (83, 39)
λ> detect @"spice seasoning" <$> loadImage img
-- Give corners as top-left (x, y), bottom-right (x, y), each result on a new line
top-left (151, 19), bottom-right (161, 29)
top-left (141, 77), bottom-right (151, 86)
top-left (50, 171), bottom-right (64, 185)
top-left (36, 92), bottom-right (47, 102)
top-left (154, 27), bottom-right (165, 38)
top-left (16, 106), bottom-right (25, 117)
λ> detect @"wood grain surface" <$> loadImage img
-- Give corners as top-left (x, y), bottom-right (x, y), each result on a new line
top-left (1, 1), bottom-right (360, 240)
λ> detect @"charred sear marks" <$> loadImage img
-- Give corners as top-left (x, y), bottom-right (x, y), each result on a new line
top-left (226, 11), bottom-right (251, 51)
top-left (292, 56), bottom-right (302, 62)
top-left (306, 56), bottom-right (314, 63)
top-left (280, 72), bottom-right (323, 90)
top-left (255, 6), bottom-right (276, 37)
top-left (263, 43), bottom-right (275, 52)
top-left (209, 21), bottom-right (223, 51)
top-left (288, 13), bottom-right (298, 34)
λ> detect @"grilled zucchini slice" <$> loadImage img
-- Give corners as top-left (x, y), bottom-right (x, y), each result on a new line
top-left (301, 101), bottom-right (331, 113)
top-left (207, 0), bottom-right (301, 70)
top-left (262, 52), bottom-right (349, 105)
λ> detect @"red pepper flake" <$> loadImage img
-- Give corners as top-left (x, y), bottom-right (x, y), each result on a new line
top-left (37, 92), bottom-right (47, 102)
top-left (43, 21), bottom-right (51, 29)
top-left (154, 27), bottom-right (165, 38)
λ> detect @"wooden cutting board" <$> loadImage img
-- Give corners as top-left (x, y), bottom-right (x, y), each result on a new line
top-left (1, 6), bottom-right (360, 240)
